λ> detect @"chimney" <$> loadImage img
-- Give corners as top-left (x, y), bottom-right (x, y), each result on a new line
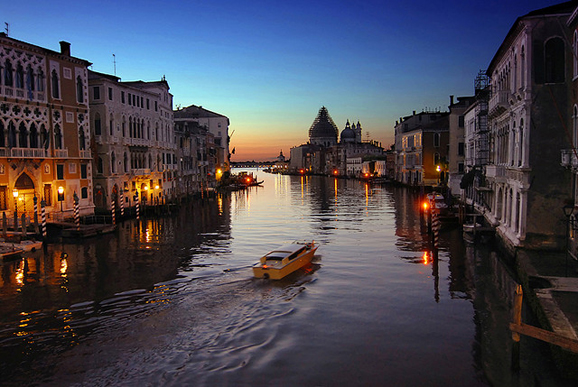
top-left (450, 95), bottom-right (454, 105)
top-left (59, 41), bottom-right (71, 56)
top-left (413, 110), bottom-right (416, 115)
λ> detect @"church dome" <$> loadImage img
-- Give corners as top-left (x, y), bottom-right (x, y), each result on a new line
top-left (341, 120), bottom-right (356, 143)
top-left (309, 106), bottom-right (339, 146)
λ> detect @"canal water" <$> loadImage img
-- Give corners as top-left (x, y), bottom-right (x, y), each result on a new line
top-left (0, 170), bottom-right (573, 386)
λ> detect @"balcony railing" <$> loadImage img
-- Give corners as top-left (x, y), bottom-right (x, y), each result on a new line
top-left (80, 150), bottom-right (92, 159)
top-left (489, 90), bottom-right (510, 117)
top-left (485, 164), bottom-right (505, 178)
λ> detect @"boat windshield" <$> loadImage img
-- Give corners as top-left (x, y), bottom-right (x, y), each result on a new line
top-left (265, 251), bottom-right (288, 261)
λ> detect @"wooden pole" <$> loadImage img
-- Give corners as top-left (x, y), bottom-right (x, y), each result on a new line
top-left (511, 284), bottom-right (523, 371)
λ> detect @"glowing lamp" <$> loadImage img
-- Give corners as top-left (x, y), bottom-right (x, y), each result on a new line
top-left (12, 189), bottom-right (18, 198)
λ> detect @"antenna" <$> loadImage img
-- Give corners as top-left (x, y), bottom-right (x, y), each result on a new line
top-left (113, 54), bottom-right (116, 76)
top-left (4, 22), bottom-right (8, 36)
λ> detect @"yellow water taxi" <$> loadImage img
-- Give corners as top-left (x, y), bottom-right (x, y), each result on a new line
top-left (253, 241), bottom-right (318, 280)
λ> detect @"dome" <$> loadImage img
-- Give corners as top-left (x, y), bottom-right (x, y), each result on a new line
top-left (309, 106), bottom-right (339, 146)
top-left (341, 120), bottom-right (356, 143)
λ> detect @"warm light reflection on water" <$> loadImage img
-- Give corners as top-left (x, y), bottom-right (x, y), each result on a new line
top-left (0, 170), bottom-right (571, 386)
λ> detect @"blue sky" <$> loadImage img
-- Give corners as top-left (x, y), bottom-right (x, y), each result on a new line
top-left (3, 0), bottom-right (569, 160)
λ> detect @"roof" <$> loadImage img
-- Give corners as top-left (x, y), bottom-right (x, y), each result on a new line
top-left (487, 1), bottom-right (578, 73)
top-left (309, 106), bottom-right (339, 140)
top-left (174, 104), bottom-right (228, 119)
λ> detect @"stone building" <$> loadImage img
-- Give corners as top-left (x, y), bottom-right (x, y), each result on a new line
top-left (173, 104), bottom-right (230, 177)
top-left (88, 70), bottom-right (175, 211)
top-left (447, 95), bottom-right (474, 194)
top-left (394, 111), bottom-right (449, 186)
top-left (0, 33), bottom-right (94, 220)
top-left (485, 1), bottom-right (575, 250)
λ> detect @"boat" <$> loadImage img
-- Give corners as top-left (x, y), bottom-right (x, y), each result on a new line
top-left (0, 244), bottom-right (24, 260)
top-left (253, 241), bottom-right (318, 280)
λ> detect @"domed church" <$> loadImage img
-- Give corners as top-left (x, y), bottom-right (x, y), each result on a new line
top-left (291, 107), bottom-right (385, 176)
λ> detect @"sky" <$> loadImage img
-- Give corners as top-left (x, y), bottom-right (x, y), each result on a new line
top-left (3, 0), bottom-right (571, 161)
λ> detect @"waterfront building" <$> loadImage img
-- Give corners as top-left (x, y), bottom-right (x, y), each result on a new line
top-left (88, 70), bottom-right (175, 211)
top-left (485, 2), bottom-right (575, 250)
top-left (394, 111), bottom-right (449, 187)
top-left (0, 33), bottom-right (94, 220)
top-left (462, 71), bottom-right (490, 211)
top-left (447, 95), bottom-right (474, 195)
top-left (173, 119), bottom-right (216, 196)
top-left (173, 104), bottom-right (230, 178)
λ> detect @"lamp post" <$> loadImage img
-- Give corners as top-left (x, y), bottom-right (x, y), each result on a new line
top-left (436, 165), bottom-right (441, 186)
top-left (563, 204), bottom-right (574, 277)
top-left (58, 186), bottom-right (64, 212)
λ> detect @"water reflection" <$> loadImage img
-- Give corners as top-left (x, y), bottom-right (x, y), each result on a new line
top-left (0, 172), bottom-right (572, 386)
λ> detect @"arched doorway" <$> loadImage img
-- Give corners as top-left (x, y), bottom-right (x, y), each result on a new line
top-left (14, 172), bottom-right (36, 218)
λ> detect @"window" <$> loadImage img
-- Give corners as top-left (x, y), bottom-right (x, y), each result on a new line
top-left (15, 63), bottom-right (23, 88)
top-left (458, 142), bottom-right (465, 156)
top-left (56, 164), bottom-right (64, 179)
top-left (121, 91), bottom-right (125, 104)
top-left (434, 133), bottom-right (440, 147)
top-left (147, 98), bottom-right (150, 109)
top-left (97, 157), bottom-right (103, 174)
top-left (81, 187), bottom-right (88, 199)
top-left (0, 186), bottom-right (6, 210)
top-left (458, 115), bottom-right (464, 128)
top-left (81, 163), bottom-right (87, 179)
top-left (4, 59), bottom-right (13, 86)
top-left (68, 162), bottom-right (77, 174)
top-left (54, 124), bottom-right (62, 149)
top-left (108, 87), bottom-right (113, 100)
top-left (94, 113), bottom-right (101, 136)
top-left (110, 118), bottom-right (114, 135)
top-left (93, 86), bottom-right (100, 100)
top-left (51, 69), bottom-right (59, 99)
top-left (458, 163), bottom-right (464, 174)
top-left (155, 101), bottom-right (158, 111)
top-left (44, 184), bottom-right (52, 206)
top-left (128, 93), bottom-right (132, 105)
top-left (76, 76), bottom-right (84, 103)
top-left (545, 37), bottom-right (565, 84)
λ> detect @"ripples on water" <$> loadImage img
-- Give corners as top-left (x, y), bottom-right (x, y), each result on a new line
top-left (0, 171), bottom-right (573, 386)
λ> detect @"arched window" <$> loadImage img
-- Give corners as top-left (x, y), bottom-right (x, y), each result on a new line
top-left (110, 118), bottom-right (114, 136)
top-left (97, 156), bottom-right (103, 174)
top-left (0, 121), bottom-right (4, 147)
top-left (41, 124), bottom-right (49, 149)
top-left (519, 118), bottom-right (525, 167)
top-left (94, 113), bottom-right (101, 136)
top-left (76, 76), bottom-right (84, 103)
top-left (26, 65), bottom-right (35, 92)
top-left (545, 37), bottom-right (565, 83)
top-left (122, 117), bottom-right (126, 136)
top-left (124, 152), bottom-right (128, 173)
top-left (18, 122), bottom-right (27, 148)
top-left (4, 59), bottom-right (13, 86)
top-left (111, 152), bottom-right (116, 173)
top-left (15, 63), bottom-right (24, 89)
top-left (79, 127), bottom-right (86, 150)
top-left (36, 69), bottom-right (44, 92)
top-left (433, 133), bottom-right (440, 147)
top-left (30, 123), bottom-right (38, 148)
top-left (54, 124), bottom-right (62, 149)
top-left (521, 46), bottom-right (525, 88)
top-left (129, 117), bottom-right (133, 138)
top-left (51, 69), bottom-right (60, 98)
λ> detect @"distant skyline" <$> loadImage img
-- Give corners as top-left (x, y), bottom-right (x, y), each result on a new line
top-left (3, 0), bottom-right (570, 161)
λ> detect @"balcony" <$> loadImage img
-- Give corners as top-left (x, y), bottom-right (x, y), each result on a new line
top-left (561, 149), bottom-right (578, 169)
top-left (133, 168), bottom-right (151, 176)
top-left (80, 150), bottom-right (92, 159)
top-left (488, 90), bottom-right (510, 118)
top-left (485, 164), bottom-right (505, 179)
top-left (0, 147), bottom-right (48, 158)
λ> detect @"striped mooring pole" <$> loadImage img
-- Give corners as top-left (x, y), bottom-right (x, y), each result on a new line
top-left (41, 199), bottom-right (47, 238)
top-left (111, 198), bottom-right (116, 225)
top-left (135, 192), bottom-right (140, 219)
top-left (432, 209), bottom-right (440, 249)
top-left (73, 192), bottom-right (80, 230)
top-left (119, 194), bottom-right (124, 217)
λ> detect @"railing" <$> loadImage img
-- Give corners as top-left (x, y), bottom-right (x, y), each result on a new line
top-left (54, 149), bottom-right (68, 158)
top-left (489, 90), bottom-right (510, 115)
top-left (485, 164), bottom-right (506, 178)
top-left (133, 168), bottom-right (151, 176)
top-left (80, 150), bottom-right (92, 159)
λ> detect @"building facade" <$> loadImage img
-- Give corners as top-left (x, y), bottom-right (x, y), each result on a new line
top-left (0, 33), bottom-right (94, 221)
top-left (447, 95), bottom-right (474, 194)
top-left (88, 71), bottom-right (175, 211)
top-left (485, 2), bottom-right (575, 250)
top-left (174, 104), bottom-right (230, 178)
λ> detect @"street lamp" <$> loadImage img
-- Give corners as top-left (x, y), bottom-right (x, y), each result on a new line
top-left (58, 186), bottom-right (64, 212)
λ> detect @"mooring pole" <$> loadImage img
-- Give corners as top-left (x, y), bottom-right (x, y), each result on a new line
top-left (511, 284), bottom-right (523, 371)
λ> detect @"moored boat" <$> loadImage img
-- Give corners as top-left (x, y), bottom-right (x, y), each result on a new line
top-left (253, 241), bottom-right (318, 280)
